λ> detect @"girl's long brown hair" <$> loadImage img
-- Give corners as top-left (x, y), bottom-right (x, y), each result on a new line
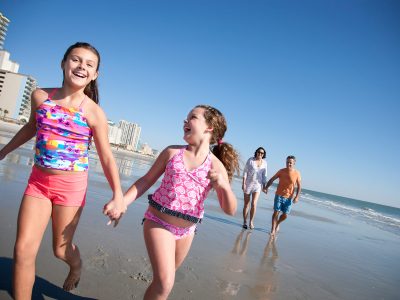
top-left (195, 105), bottom-right (240, 182)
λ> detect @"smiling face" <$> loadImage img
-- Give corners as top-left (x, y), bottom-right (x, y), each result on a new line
top-left (62, 47), bottom-right (99, 89)
top-left (183, 107), bottom-right (212, 144)
top-left (286, 158), bottom-right (296, 169)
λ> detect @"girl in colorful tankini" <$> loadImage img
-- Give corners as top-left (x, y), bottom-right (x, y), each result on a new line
top-left (0, 42), bottom-right (126, 298)
top-left (242, 147), bottom-right (268, 229)
top-left (122, 105), bottom-right (240, 299)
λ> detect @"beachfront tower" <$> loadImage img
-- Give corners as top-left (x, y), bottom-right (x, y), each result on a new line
top-left (0, 68), bottom-right (37, 121)
top-left (118, 120), bottom-right (142, 151)
top-left (0, 13), bottom-right (10, 50)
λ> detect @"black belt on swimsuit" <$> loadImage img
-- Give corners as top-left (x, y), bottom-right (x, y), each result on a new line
top-left (147, 195), bottom-right (202, 224)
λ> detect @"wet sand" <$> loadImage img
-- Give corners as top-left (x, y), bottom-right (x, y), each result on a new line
top-left (0, 122), bottom-right (399, 300)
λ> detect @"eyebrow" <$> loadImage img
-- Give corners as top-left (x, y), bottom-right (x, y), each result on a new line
top-left (70, 54), bottom-right (97, 64)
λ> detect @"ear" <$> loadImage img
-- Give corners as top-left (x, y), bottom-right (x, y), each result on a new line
top-left (92, 70), bottom-right (99, 81)
top-left (205, 125), bottom-right (213, 133)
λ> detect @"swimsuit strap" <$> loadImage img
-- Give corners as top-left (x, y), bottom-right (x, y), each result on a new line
top-left (78, 95), bottom-right (87, 111)
top-left (48, 88), bottom-right (58, 100)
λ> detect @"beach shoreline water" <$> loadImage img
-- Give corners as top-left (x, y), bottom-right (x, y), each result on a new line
top-left (0, 127), bottom-right (399, 299)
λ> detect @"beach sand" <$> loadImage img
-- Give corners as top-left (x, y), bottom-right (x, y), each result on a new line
top-left (0, 122), bottom-right (399, 300)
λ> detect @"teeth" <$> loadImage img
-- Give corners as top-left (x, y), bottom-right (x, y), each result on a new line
top-left (73, 72), bottom-right (86, 78)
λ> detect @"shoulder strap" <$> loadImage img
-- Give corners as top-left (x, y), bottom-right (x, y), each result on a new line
top-left (48, 88), bottom-right (58, 100)
top-left (78, 95), bottom-right (87, 111)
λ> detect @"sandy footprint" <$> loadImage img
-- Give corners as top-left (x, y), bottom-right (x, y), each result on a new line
top-left (86, 246), bottom-right (109, 272)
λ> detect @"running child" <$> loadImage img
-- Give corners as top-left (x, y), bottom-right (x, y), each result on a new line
top-left (123, 104), bottom-right (240, 300)
top-left (0, 42), bottom-right (126, 298)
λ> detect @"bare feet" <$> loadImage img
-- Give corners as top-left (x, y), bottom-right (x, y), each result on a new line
top-left (249, 222), bottom-right (254, 230)
top-left (63, 259), bottom-right (82, 291)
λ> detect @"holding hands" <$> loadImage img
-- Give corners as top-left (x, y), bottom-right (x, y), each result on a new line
top-left (103, 196), bottom-right (127, 227)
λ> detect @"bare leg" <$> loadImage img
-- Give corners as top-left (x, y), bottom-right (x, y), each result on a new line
top-left (175, 233), bottom-right (195, 269)
top-left (242, 193), bottom-right (251, 227)
top-left (249, 191), bottom-right (260, 229)
top-left (270, 211), bottom-right (280, 236)
top-left (51, 205), bottom-right (83, 291)
top-left (276, 213), bottom-right (287, 233)
top-left (13, 195), bottom-right (52, 300)
top-left (143, 220), bottom-right (194, 300)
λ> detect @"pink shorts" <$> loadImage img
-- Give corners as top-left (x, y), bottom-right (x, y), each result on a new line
top-left (24, 166), bottom-right (88, 207)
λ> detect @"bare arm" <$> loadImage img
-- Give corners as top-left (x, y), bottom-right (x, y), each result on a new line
top-left (86, 103), bottom-right (125, 221)
top-left (293, 174), bottom-right (302, 203)
top-left (242, 158), bottom-right (250, 191)
top-left (0, 89), bottom-right (43, 160)
top-left (208, 156), bottom-right (237, 216)
top-left (123, 147), bottom-right (174, 206)
top-left (263, 171), bottom-right (279, 194)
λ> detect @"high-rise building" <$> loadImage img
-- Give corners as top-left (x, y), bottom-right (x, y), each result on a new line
top-left (0, 13), bottom-right (10, 50)
top-left (0, 50), bottom-right (18, 72)
top-left (118, 120), bottom-right (141, 151)
top-left (0, 69), bottom-right (37, 121)
top-left (107, 120), bottom-right (122, 145)
top-left (0, 14), bottom-right (37, 121)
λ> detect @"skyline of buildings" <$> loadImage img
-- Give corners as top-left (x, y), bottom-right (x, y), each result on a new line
top-left (0, 12), bottom-right (157, 156)
top-left (0, 12), bottom-right (36, 122)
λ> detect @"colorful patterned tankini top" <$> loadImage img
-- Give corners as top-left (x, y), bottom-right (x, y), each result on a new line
top-left (34, 95), bottom-right (92, 171)
top-left (151, 147), bottom-right (212, 219)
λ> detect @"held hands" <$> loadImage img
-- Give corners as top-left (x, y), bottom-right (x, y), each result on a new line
top-left (103, 196), bottom-right (127, 227)
top-left (262, 185), bottom-right (268, 194)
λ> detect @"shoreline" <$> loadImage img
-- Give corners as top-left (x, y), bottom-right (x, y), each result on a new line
top-left (0, 125), bottom-right (399, 299)
top-left (0, 120), bottom-right (156, 161)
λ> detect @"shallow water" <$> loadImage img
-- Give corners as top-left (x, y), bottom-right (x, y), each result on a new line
top-left (0, 141), bottom-right (399, 300)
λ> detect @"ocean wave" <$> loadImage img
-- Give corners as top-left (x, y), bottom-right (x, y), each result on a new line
top-left (301, 194), bottom-right (400, 234)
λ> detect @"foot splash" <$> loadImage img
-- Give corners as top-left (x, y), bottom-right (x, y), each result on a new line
top-left (63, 259), bottom-right (82, 291)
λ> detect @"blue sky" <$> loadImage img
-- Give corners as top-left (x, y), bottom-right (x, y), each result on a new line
top-left (2, 0), bottom-right (399, 208)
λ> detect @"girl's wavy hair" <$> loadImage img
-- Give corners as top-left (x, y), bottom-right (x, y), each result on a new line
top-left (62, 42), bottom-right (101, 104)
top-left (195, 105), bottom-right (240, 182)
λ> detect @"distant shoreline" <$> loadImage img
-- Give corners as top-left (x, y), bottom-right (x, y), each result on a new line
top-left (0, 120), bottom-right (156, 161)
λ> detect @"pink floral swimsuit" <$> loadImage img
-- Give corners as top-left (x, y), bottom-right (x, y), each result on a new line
top-left (145, 147), bottom-right (212, 239)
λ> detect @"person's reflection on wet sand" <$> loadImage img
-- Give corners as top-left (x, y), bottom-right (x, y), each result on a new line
top-left (217, 229), bottom-right (253, 296)
top-left (250, 235), bottom-right (279, 299)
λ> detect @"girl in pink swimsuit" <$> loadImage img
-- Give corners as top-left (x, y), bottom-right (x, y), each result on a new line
top-left (123, 105), bottom-right (240, 299)
top-left (0, 42), bottom-right (126, 298)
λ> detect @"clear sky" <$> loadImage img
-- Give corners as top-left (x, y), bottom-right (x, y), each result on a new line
top-left (1, 0), bottom-right (399, 208)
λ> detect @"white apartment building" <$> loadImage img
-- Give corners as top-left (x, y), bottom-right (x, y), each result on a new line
top-left (0, 51), bottom-right (36, 121)
top-left (0, 50), bottom-right (19, 72)
top-left (107, 120), bottom-right (122, 145)
top-left (118, 120), bottom-right (141, 151)
top-left (0, 13), bottom-right (10, 50)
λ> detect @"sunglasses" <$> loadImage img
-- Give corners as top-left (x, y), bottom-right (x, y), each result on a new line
top-left (257, 151), bottom-right (265, 155)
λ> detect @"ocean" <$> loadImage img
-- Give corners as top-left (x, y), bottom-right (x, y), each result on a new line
top-left (1, 128), bottom-right (400, 299)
